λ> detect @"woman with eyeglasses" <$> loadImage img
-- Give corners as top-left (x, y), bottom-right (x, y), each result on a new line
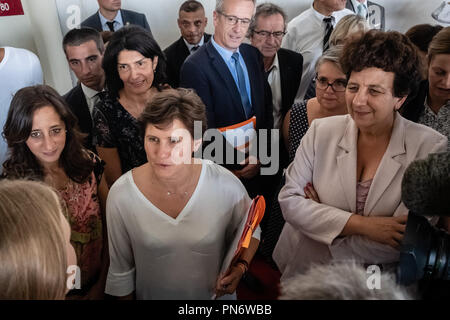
top-left (93, 25), bottom-right (168, 187)
top-left (2, 85), bottom-right (109, 299)
top-left (273, 30), bottom-right (447, 281)
top-left (282, 45), bottom-right (348, 163)
top-left (262, 46), bottom-right (348, 263)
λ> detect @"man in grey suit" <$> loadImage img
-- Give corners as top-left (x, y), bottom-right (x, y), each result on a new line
top-left (346, 0), bottom-right (385, 30)
top-left (81, 0), bottom-right (151, 33)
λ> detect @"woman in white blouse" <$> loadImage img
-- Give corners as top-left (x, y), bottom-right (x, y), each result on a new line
top-left (105, 88), bottom-right (260, 299)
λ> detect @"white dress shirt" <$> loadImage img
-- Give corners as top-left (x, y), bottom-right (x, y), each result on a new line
top-left (98, 10), bottom-right (124, 31)
top-left (282, 4), bottom-right (353, 102)
top-left (267, 54), bottom-right (283, 129)
top-left (183, 35), bottom-right (205, 55)
top-left (81, 83), bottom-right (101, 117)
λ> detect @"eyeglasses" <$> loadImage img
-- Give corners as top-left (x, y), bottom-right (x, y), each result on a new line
top-left (217, 11), bottom-right (252, 27)
top-left (253, 30), bottom-right (286, 39)
top-left (315, 76), bottom-right (347, 92)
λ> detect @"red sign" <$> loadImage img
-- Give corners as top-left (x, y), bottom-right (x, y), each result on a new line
top-left (0, 0), bottom-right (24, 17)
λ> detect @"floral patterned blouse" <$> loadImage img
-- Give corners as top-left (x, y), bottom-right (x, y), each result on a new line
top-left (418, 99), bottom-right (450, 150)
top-left (58, 152), bottom-right (105, 292)
top-left (93, 92), bottom-right (146, 173)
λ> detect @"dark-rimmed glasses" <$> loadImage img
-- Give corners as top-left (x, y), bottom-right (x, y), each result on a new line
top-left (253, 30), bottom-right (286, 39)
top-left (315, 76), bottom-right (347, 92)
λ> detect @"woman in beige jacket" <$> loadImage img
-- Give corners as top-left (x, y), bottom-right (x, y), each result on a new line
top-left (274, 30), bottom-right (448, 281)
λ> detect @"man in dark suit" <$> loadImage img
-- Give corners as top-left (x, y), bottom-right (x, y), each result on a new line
top-left (164, 0), bottom-right (211, 88)
top-left (248, 3), bottom-right (303, 131)
top-left (81, 0), bottom-right (151, 33)
top-left (180, 0), bottom-right (274, 195)
top-left (63, 28), bottom-right (105, 152)
top-left (346, 0), bottom-right (385, 30)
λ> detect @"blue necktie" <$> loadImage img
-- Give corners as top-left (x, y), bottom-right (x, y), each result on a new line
top-left (357, 3), bottom-right (368, 19)
top-left (231, 52), bottom-right (253, 118)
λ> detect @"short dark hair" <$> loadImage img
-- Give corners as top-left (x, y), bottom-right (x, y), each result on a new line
top-left (62, 27), bottom-right (104, 55)
top-left (179, 0), bottom-right (204, 13)
top-left (340, 30), bottom-right (422, 98)
top-left (248, 2), bottom-right (287, 38)
top-left (2, 85), bottom-right (94, 183)
top-left (102, 25), bottom-right (167, 100)
top-left (138, 88), bottom-right (207, 140)
top-left (405, 24), bottom-right (443, 53)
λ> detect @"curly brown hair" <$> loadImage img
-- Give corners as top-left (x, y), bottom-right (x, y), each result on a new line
top-left (340, 30), bottom-right (422, 97)
top-left (2, 85), bottom-right (94, 183)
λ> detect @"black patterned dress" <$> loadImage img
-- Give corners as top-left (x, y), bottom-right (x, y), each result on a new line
top-left (92, 92), bottom-right (147, 173)
top-left (261, 100), bottom-right (310, 263)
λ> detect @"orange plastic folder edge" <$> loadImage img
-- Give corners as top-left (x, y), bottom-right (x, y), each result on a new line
top-left (219, 195), bottom-right (266, 276)
top-left (218, 116), bottom-right (256, 152)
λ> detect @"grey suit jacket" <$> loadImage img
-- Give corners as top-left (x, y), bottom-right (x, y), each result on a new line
top-left (81, 9), bottom-right (151, 33)
top-left (346, 0), bottom-right (385, 30)
top-left (273, 113), bottom-right (447, 280)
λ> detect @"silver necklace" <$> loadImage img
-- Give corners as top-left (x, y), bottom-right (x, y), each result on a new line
top-left (166, 190), bottom-right (189, 196)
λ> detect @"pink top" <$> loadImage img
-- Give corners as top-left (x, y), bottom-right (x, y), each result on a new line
top-left (356, 179), bottom-right (373, 215)
top-left (58, 157), bottom-right (104, 292)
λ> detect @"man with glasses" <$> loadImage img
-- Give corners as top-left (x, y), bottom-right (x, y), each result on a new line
top-left (164, 1), bottom-right (211, 88)
top-left (248, 3), bottom-right (303, 131)
top-left (180, 0), bottom-right (274, 189)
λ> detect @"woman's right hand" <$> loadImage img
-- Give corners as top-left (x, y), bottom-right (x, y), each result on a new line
top-left (359, 215), bottom-right (407, 248)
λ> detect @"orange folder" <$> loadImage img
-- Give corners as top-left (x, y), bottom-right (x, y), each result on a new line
top-left (219, 195), bottom-right (266, 276)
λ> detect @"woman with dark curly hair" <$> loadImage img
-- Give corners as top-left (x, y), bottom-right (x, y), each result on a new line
top-left (93, 25), bottom-right (168, 186)
top-left (2, 85), bottom-right (109, 299)
top-left (273, 30), bottom-right (447, 281)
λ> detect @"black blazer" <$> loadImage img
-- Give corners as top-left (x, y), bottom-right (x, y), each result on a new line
top-left (346, 0), bottom-right (385, 30)
top-left (164, 33), bottom-right (211, 88)
top-left (81, 9), bottom-right (151, 33)
top-left (63, 84), bottom-right (95, 152)
top-left (180, 41), bottom-right (273, 130)
top-left (277, 48), bottom-right (303, 118)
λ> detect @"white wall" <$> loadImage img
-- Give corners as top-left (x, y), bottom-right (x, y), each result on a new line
top-left (1, 0), bottom-right (449, 94)
top-left (0, 11), bottom-right (37, 53)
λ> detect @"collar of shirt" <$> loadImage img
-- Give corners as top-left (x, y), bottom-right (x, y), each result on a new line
top-left (424, 95), bottom-right (450, 116)
top-left (210, 36), bottom-right (252, 106)
top-left (267, 52), bottom-right (279, 75)
top-left (211, 35), bottom-right (240, 63)
top-left (81, 83), bottom-right (101, 116)
top-left (81, 83), bottom-right (100, 100)
top-left (183, 35), bottom-right (205, 53)
top-left (99, 9), bottom-right (124, 31)
top-left (311, 2), bottom-right (337, 26)
top-left (351, 0), bottom-right (368, 10)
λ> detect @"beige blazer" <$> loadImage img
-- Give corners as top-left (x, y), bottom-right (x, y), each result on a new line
top-left (273, 113), bottom-right (447, 280)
